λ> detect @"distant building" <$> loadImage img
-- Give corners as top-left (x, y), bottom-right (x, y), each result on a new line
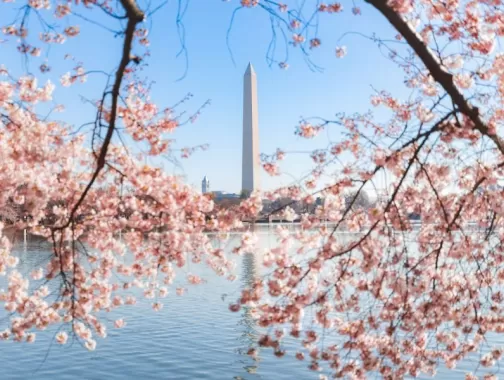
top-left (202, 176), bottom-right (210, 194)
top-left (212, 191), bottom-right (239, 201)
top-left (344, 190), bottom-right (372, 210)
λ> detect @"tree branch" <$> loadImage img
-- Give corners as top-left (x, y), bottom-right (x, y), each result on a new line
top-left (365, 0), bottom-right (504, 155)
top-left (56, 0), bottom-right (144, 230)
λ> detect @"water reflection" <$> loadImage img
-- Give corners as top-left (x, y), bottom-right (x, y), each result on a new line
top-left (0, 229), bottom-right (483, 379)
top-left (236, 251), bottom-right (261, 376)
top-left (9, 233), bottom-right (52, 278)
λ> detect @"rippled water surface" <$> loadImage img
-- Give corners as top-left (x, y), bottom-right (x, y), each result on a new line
top-left (0, 228), bottom-right (498, 379)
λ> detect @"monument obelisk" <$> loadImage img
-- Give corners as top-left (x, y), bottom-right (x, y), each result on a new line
top-left (242, 63), bottom-right (260, 193)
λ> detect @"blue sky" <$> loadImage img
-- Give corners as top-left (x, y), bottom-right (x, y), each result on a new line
top-left (1, 0), bottom-right (410, 193)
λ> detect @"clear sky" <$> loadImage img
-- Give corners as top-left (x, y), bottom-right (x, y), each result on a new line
top-left (1, 0), bottom-right (411, 193)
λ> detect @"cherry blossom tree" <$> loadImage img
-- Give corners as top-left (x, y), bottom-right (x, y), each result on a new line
top-left (2, 0), bottom-right (504, 378)
top-left (229, 1), bottom-right (504, 379)
top-left (0, 0), bottom-right (239, 355)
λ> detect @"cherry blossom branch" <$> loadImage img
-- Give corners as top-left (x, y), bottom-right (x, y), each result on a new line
top-left (260, 110), bottom-right (454, 223)
top-left (406, 160), bottom-right (504, 276)
top-left (416, 158), bottom-right (450, 224)
top-left (365, 0), bottom-right (504, 155)
top-left (56, 0), bottom-right (144, 230)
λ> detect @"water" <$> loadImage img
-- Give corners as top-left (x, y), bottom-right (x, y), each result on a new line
top-left (0, 230), bottom-right (317, 380)
top-left (0, 228), bottom-right (499, 379)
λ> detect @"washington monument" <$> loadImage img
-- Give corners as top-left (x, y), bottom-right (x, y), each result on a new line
top-left (242, 63), bottom-right (260, 193)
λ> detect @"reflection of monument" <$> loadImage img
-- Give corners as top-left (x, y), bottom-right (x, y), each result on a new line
top-left (242, 63), bottom-right (260, 193)
top-left (235, 252), bottom-right (261, 375)
top-left (242, 252), bottom-right (260, 290)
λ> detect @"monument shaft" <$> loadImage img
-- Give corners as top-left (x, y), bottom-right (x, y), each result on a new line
top-left (242, 63), bottom-right (260, 193)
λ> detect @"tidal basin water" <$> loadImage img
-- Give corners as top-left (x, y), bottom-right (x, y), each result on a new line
top-left (0, 227), bottom-right (497, 379)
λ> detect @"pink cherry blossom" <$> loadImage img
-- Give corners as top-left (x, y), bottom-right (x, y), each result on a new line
top-left (335, 46), bottom-right (347, 58)
top-left (444, 55), bottom-right (464, 70)
top-left (229, 304), bottom-right (240, 312)
top-left (152, 303), bottom-right (163, 312)
top-left (85, 339), bottom-right (97, 351)
top-left (454, 73), bottom-right (474, 89)
top-left (296, 122), bottom-right (323, 138)
top-left (30, 268), bottom-right (43, 280)
top-left (114, 319), bottom-right (126, 329)
top-left (281, 206), bottom-right (297, 222)
top-left (56, 332), bottom-right (68, 345)
top-left (263, 163), bottom-right (280, 176)
top-left (187, 274), bottom-right (203, 285)
top-left (292, 34), bottom-right (305, 45)
top-left (241, 0), bottom-right (258, 7)
top-left (319, 3), bottom-right (343, 13)
top-left (416, 105), bottom-right (435, 123)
